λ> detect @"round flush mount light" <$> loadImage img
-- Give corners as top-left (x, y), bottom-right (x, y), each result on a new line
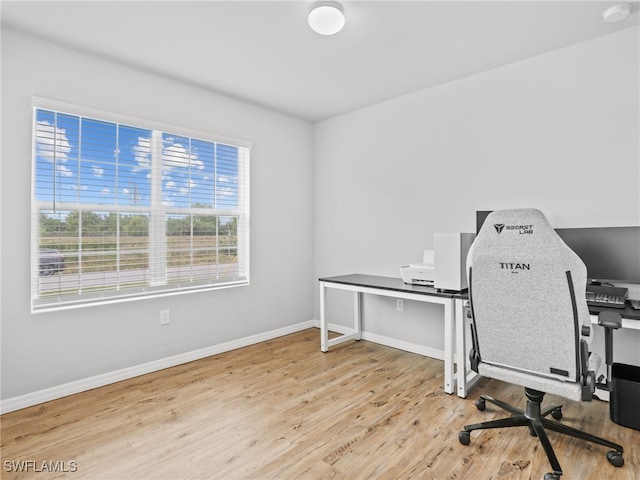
top-left (602, 3), bottom-right (631, 23)
top-left (308, 1), bottom-right (345, 35)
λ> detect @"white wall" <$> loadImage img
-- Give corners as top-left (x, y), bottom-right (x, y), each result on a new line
top-left (0, 29), bottom-right (314, 405)
top-left (313, 27), bottom-right (640, 357)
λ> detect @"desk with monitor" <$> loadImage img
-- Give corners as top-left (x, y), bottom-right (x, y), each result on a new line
top-left (463, 215), bottom-right (640, 396)
top-left (320, 223), bottom-right (640, 399)
top-left (320, 274), bottom-right (640, 400)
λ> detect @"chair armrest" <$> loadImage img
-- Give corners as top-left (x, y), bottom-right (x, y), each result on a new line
top-left (597, 310), bottom-right (622, 392)
top-left (598, 310), bottom-right (622, 330)
top-left (469, 323), bottom-right (480, 373)
top-left (580, 339), bottom-right (596, 400)
top-left (580, 339), bottom-right (589, 377)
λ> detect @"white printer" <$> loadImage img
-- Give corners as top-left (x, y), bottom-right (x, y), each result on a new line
top-left (400, 250), bottom-right (435, 286)
top-left (400, 233), bottom-right (475, 291)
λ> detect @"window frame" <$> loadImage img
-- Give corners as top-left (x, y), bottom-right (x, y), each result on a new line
top-left (30, 97), bottom-right (251, 313)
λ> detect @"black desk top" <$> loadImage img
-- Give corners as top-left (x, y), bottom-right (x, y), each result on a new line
top-left (319, 274), bottom-right (639, 321)
top-left (319, 273), bottom-right (466, 299)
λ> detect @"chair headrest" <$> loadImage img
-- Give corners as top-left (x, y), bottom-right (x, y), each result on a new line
top-left (471, 207), bottom-right (583, 278)
top-left (478, 208), bottom-right (555, 245)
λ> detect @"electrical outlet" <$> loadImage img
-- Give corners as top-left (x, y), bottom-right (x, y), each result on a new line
top-left (160, 309), bottom-right (170, 325)
top-left (396, 299), bottom-right (403, 312)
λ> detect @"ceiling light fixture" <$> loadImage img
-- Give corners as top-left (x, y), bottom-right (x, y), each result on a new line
top-left (602, 3), bottom-right (631, 23)
top-left (308, 1), bottom-right (345, 36)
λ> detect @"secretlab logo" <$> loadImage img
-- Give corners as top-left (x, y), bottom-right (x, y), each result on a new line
top-left (494, 224), bottom-right (534, 235)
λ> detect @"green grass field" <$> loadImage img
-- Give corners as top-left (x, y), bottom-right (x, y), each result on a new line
top-left (40, 236), bottom-right (237, 274)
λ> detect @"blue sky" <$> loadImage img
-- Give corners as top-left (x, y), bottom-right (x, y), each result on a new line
top-left (35, 109), bottom-right (239, 211)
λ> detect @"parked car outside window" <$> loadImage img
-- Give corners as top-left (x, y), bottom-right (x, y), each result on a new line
top-left (39, 248), bottom-right (65, 276)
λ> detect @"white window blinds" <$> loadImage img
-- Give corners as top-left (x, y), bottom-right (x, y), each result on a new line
top-left (31, 99), bottom-right (250, 312)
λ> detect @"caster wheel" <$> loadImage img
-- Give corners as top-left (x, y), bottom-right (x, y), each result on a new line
top-left (607, 450), bottom-right (624, 467)
top-left (543, 473), bottom-right (560, 480)
top-left (458, 431), bottom-right (470, 445)
top-left (475, 398), bottom-right (486, 411)
top-left (551, 407), bottom-right (562, 421)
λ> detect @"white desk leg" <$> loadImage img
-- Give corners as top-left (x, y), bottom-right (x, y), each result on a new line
top-left (354, 291), bottom-right (362, 340)
top-left (320, 282), bottom-right (328, 352)
top-left (455, 298), bottom-right (467, 398)
top-left (443, 300), bottom-right (454, 394)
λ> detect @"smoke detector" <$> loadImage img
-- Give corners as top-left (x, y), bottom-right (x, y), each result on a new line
top-left (602, 4), bottom-right (631, 23)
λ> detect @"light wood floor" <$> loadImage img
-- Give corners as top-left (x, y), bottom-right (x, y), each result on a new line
top-left (1, 329), bottom-right (638, 480)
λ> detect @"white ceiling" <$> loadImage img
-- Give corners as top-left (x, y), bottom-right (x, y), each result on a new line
top-left (2, 0), bottom-right (638, 122)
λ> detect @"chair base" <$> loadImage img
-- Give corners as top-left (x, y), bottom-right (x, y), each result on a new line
top-left (458, 388), bottom-right (624, 478)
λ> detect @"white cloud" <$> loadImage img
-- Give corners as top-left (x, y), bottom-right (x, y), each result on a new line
top-left (134, 136), bottom-right (151, 170)
top-left (163, 142), bottom-right (204, 170)
top-left (217, 175), bottom-right (237, 185)
top-left (217, 186), bottom-right (234, 197)
top-left (56, 164), bottom-right (73, 177)
top-left (216, 175), bottom-right (237, 197)
top-left (36, 120), bottom-right (72, 163)
top-left (134, 137), bottom-right (207, 173)
top-left (92, 165), bottom-right (104, 177)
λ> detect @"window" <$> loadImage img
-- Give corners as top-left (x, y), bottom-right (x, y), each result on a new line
top-left (31, 98), bottom-right (250, 312)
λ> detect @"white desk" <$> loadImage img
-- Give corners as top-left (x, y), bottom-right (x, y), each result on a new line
top-left (319, 274), bottom-right (459, 395)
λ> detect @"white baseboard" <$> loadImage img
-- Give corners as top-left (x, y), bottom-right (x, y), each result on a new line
top-left (311, 320), bottom-right (444, 360)
top-left (0, 320), bottom-right (316, 414)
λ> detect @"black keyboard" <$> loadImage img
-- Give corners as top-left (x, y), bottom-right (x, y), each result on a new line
top-left (586, 290), bottom-right (626, 309)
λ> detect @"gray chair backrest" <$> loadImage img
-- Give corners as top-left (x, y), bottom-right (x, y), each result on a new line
top-left (467, 208), bottom-right (591, 382)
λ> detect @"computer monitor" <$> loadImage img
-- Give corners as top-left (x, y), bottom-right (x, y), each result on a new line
top-left (475, 210), bottom-right (640, 286)
top-left (476, 211), bottom-right (492, 234)
top-left (555, 226), bottom-right (640, 285)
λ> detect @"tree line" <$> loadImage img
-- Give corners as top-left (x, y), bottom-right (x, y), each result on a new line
top-left (40, 211), bottom-right (238, 237)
